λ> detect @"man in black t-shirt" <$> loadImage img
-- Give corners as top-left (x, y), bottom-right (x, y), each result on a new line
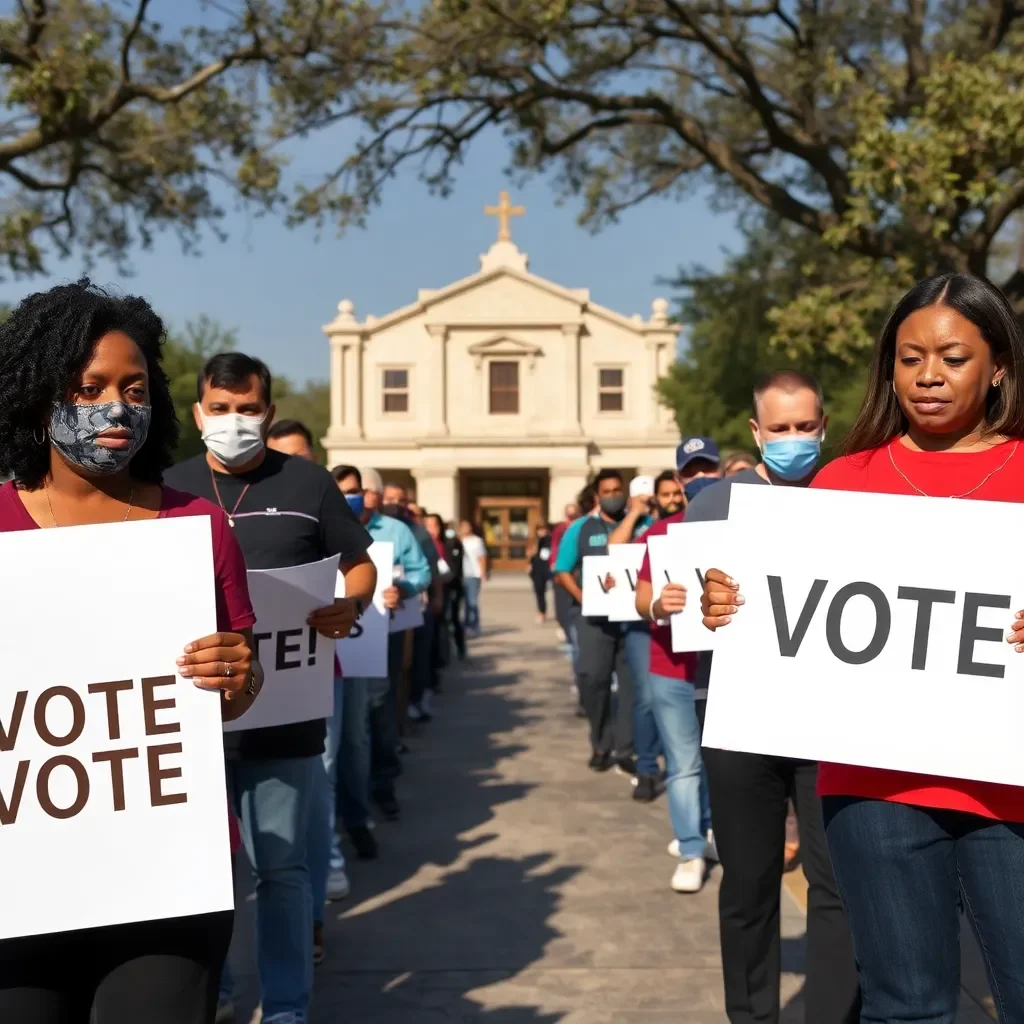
top-left (165, 353), bottom-right (375, 1024)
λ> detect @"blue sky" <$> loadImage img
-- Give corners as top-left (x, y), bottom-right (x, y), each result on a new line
top-left (0, 121), bottom-right (742, 385)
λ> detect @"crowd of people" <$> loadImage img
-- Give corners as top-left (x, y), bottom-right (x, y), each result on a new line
top-left (0, 279), bottom-right (489, 1024)
top-left (3, 268), bottom-right (1024, 1024)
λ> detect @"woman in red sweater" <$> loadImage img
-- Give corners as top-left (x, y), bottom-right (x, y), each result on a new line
top-left (701, 272), bottom-right (1024, 1021)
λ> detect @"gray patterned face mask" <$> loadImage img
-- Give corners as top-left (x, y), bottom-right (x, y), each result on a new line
top-left (49, 401), bottom-right (152, 475)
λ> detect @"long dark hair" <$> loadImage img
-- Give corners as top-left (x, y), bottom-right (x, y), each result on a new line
top-left (0, 278), bottom-right (178, 488)
top-left (841, 274), bottom-right (1024, 456)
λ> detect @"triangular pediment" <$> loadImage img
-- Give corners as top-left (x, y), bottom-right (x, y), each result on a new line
top-left (467, 333), bottom-right (543, 369)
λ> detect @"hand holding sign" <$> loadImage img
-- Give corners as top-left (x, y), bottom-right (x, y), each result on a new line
top-left (308, 598), bottom-right (359, 639)
top-left (700, 569), bottom-right (744, 629)
top-left (655, 582), bottom-right (687, 617)
top-left (176, 632), bottom-right (253, 714)
top-left (603, 572), bottom-right (616, 591)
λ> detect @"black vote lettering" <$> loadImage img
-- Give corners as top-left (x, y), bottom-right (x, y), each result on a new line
top-left (276, 629), bottom-right (303, 670)
top-left (958, 592), bottom-right (1011, 678)
top-left (253, 632), bottom-right (272, 665)
top-left (348, 621), bottom-right (364, 640)
top-left (767, 576), bottom-right (828, 657)
top-left (825, 582), bottom-right (891, 665)
top-left (597, 575), bottom-right (610, 594)
top-left (695, 568), bottom-right (705, 589)
top-left (897, 587), bottom-right (956, 670)
top-left (624, 570), bottom-right (637, 592)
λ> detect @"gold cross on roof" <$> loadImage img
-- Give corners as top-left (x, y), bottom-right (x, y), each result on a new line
top-left (484, 190), bottom-right (525, 242)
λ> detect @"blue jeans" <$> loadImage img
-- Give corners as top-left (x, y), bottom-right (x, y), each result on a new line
top-left (227, 757), bottom-right (316, 1021)
top-left (463, 577), bottom-right (481, 633)
top-left (623, 625), bottom-right (661, 776)
top-left (648, 674), bottom-right (710, 860)
top-left (823, 796), bottom-right (1024, 1023)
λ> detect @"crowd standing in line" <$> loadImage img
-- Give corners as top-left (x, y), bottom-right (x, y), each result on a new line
top-left (5, 272), bottom-right (1024, 1024)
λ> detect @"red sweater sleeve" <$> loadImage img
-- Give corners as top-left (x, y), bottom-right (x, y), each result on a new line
top-left (211, 510), bottom-right (257, 633)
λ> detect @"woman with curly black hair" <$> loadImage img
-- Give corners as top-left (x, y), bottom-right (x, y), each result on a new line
top-left (0, 279), bottom-right (261, 1024)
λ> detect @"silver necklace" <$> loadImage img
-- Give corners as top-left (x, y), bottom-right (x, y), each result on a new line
top-left (887, 438), bottom-right (1020, 499)
top-left (44, 482), bottom-right (135, 527)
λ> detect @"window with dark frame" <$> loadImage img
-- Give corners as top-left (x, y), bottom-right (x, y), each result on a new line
top-left (382, 368), bottom-right (409, 413)
top-left (489, 360), bottom-right (520, 414)
top-left (598, 367), bottom-right (625, 412)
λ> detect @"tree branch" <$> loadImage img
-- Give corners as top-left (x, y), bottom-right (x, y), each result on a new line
top-left (120, 0), bottom-right (152, 81)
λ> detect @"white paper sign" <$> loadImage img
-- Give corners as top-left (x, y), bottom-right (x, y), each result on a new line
top-left (704, 485), bottom-right (1024, 787)
top-left (606, 544), bottom-right (646, 622)
top-left (665, 521), bottom-right (733, 651)
top-left (388, 563), bottom-right (425, 633)
top-left (0, 516), bottom-right (232, 939)
top-left (226, 554), bottom-right (340, 732)
top-left (336, 542), bottom-right (392, 678)
top-left (581, 555), bottom-right (616, 617)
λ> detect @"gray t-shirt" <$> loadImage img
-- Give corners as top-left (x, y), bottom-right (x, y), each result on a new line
top-left (682, 468), bottom-right (767, 696)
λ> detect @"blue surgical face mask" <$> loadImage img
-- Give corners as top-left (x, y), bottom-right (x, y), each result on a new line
top-left (684, 476), bottom-right (718, 503)
top-left (344, 493), bottom-right (365, 518)
top-left (49, 400), bottom-right (151, 476)
top-left (760, 435), bottom-right (822, 482)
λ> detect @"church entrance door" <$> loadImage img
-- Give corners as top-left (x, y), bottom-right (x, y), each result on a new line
top-left (477, 496), bottom-right (544, 572)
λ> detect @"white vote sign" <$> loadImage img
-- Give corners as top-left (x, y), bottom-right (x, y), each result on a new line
top-left (226, 554), bottom-right (340, 732)
top-left (704, 484), bottom-right (1024, 787)
top-left (388, 562), bottom-right (425, 633)
top-left (0, 516), bottom-right (232, 939)
top-left (606, 543), bottom-right (645, 622)
top-left (581, 555), bottom-right (616, 618)
top-left (664, 521), bottom-right (734, 651)
top-left (336, 542), bottom-right (392, 678)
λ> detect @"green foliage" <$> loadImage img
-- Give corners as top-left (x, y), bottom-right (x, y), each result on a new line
top-left (162, 315), bottom-right (239, 460)
top-left (658, 217), bottom-right (875, 457)
top-left (273, 379), bottom-right (331, 464)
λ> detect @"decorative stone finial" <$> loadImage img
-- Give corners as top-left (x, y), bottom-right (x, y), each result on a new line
top-left (479, 239), bottom-right (529, 273)
top-left (650, 297), bottom-right (670, 324)
top-left (337, 299), bottom-right (355, 321)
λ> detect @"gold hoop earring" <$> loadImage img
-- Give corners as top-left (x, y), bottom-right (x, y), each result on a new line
top-left (993, 378), bottom-right (1002, 388)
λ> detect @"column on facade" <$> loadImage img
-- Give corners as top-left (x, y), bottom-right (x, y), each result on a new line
top-left (646, 298), bottom-right (677, 430)
top-left (329, 338), bottom-right (344, 435)
top-left (549, 469), bottom-right (589, 519)
top-left (412, 467), bottom-right (458, 523)
top-left (561, 323), bottom-right (582, 434)
top-left (424, 323), bottom-right (448, 437)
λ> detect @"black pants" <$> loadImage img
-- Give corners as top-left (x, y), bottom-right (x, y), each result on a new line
top-left (702, 749), bottom-right (860, 1024)
top-left (553, 584), bottom-right (573, 637)
top-left (575, 617), bottom-right (635, 757)
top-left (0, 911), bottom-right (233, 1023)
top-left (448, 585), bottom-right (466, 657)
top-left (530, 573), bottom-right (549, 616)
top-left (370, 630), bottom-right (405, 797)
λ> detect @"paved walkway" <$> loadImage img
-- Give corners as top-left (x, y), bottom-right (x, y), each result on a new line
top-left (229, 583), bottom-right (996, 1022)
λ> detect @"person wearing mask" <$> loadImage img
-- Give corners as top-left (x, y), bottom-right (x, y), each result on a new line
top-left (459, 520), bottom-right (487, 636)
top-left (704, 275), bottom-right (1024, 1021)
top-left (423, 512), bottom-right (455, 693)
top-left (266, 420), bottom-right (316, 461)
top-left (528, 523), bottom-right (553, 624)
top-left (344, 469), bottom-right (431, 823)
top-left (265, 423), bottom-right (346, 969)
top-left (553, 469), bottom-right (637, 774)
top-left (381, 483), bottom-right (440, 724)
top-left (443, 521), bottom-right (467, 659)
top-left (0, 281), bottom-right (262, 1024)
top-left (628, 451), bottom-right (721, 894)
top-left (609, 470), bottom-right (684, 802)
top-left (165, 354), bottom-right (376, 1024)
top-left (676, 436), bottom-right (722, 487)
top-left (682, 369), bottom-right (858, 1024)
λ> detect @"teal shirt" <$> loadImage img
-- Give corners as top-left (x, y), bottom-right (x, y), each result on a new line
top-left (365, 512), bottom-right (432, 597)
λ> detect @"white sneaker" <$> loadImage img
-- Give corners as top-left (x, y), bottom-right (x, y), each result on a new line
top-left (327, 867), bottom-right (350, 901)
top-left (704, 829), bottom-right (719, 863)
top-left (667, 838), bottom-right (680, 858)
top-left (671, 857), bottom-right (706, 894)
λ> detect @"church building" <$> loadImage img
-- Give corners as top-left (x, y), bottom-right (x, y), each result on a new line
top-left (322, 192), bottom-right (680, 569)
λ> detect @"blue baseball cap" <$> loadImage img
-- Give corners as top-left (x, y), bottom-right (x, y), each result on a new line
top-left (675, 436), bottom-right (721, 471)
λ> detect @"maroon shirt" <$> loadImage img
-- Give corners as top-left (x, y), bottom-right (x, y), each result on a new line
top-left (637, 511), bottom-right (698, 682)
top-left (0, 482), bottom-right (256, 634)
